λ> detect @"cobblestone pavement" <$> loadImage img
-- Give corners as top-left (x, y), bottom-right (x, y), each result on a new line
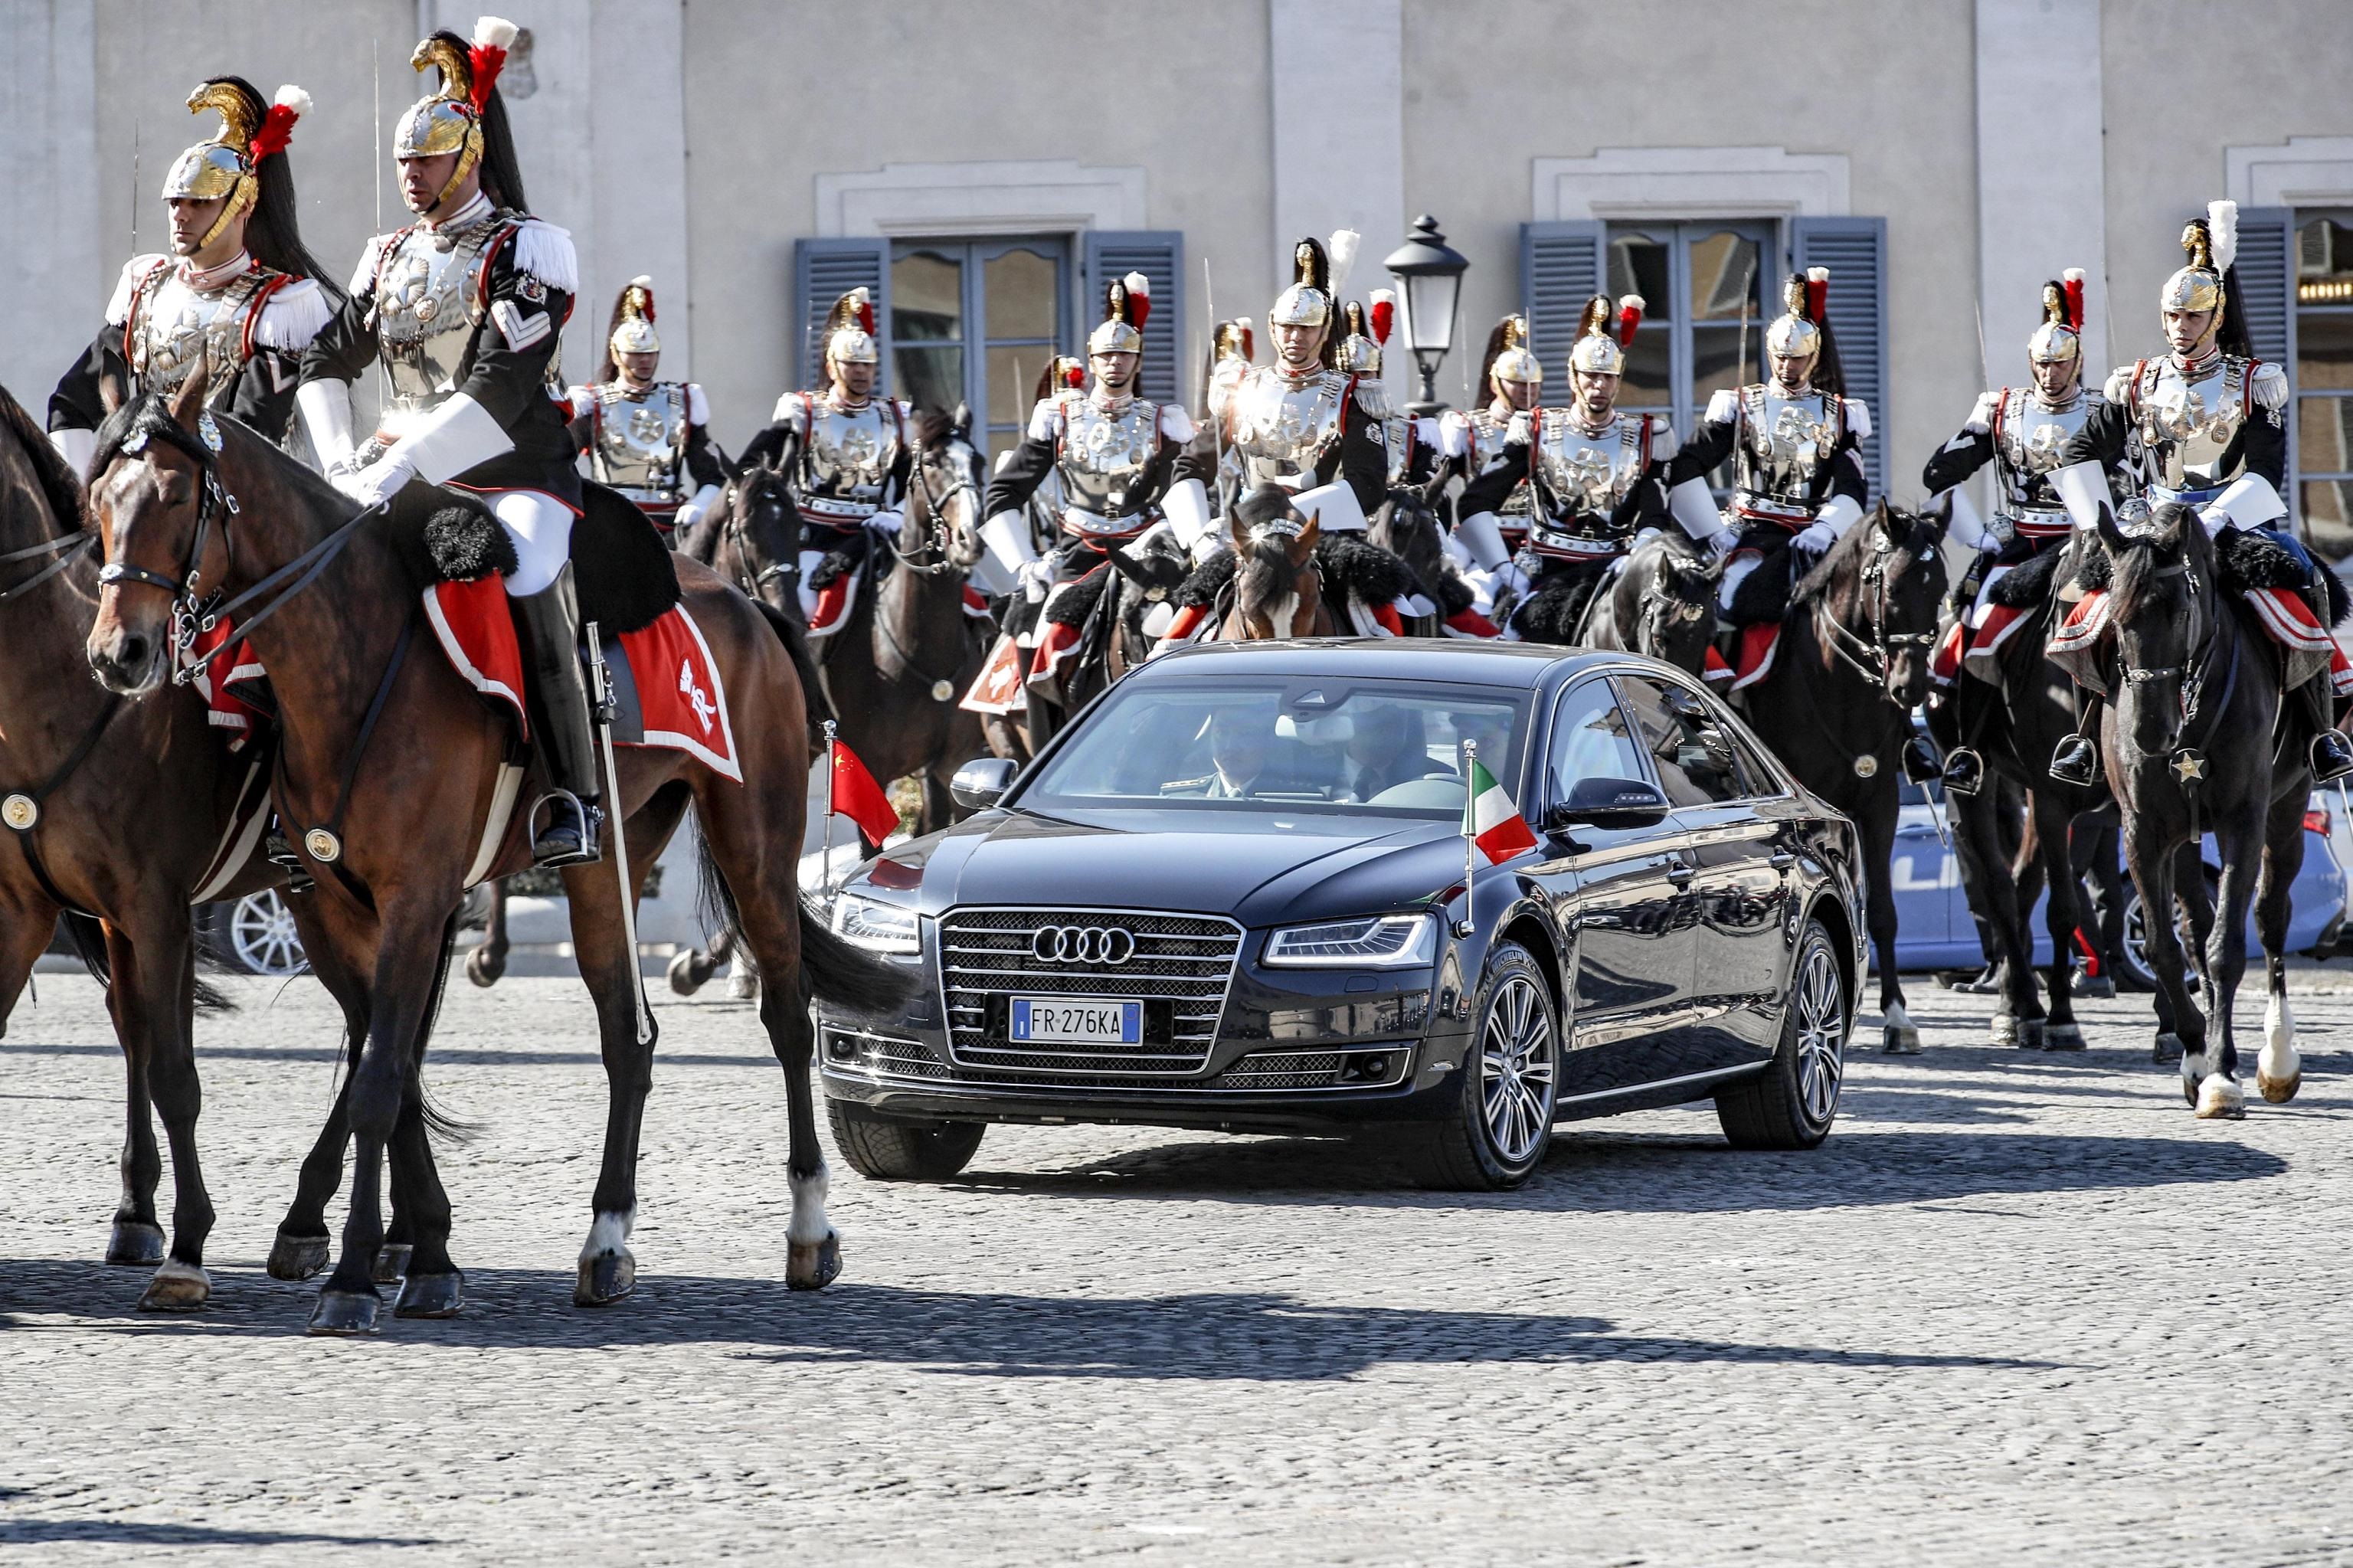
top-left (4, 968), bottom-right (2351, 1566)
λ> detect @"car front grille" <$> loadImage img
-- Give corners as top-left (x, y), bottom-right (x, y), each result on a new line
top-left (822, 1026), bottom-right (1412, 1095)
top-left (935, 907), bottom-right (1243, 1076)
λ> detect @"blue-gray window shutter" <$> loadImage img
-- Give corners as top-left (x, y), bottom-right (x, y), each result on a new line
top-left (1085, 232), bottom-right (1184, 407)
top-left (794, 237), bottom-right (889, 394)
top-left (2233, 207), bottom-right (2296, 516)
top-left (1793, 216), bottom-right (1890, 502)
top-left (1520, 221), bottom-right (1605, 389)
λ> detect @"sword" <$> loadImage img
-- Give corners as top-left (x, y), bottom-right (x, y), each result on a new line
top-left (584, 620), bottom-right (653, 1044)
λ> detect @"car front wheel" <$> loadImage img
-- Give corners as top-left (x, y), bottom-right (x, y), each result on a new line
top-left (1716, 917), bottom-right (1846, 1149)
top-left (1403, 942), bottom-right (1559, 1192)
top-left (826, 1099), bottom-right (987, 1181)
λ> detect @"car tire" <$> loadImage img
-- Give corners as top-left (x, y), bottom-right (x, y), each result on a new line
top-left (198, 890), bottom-right (308, 977)
top-left (2121, 869), bottom-right (2220, 995)
top-left (826, 1099), bottom-right (986, 1181)
top-left (1402, 942), bottom-right (1559, 1193)
top-left (1716, 917), bottom-right (1847, 1151)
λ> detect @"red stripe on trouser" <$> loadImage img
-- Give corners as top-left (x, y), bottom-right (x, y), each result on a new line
top-left (1373, 601), bottom-right (1404, 637)
top-left (810, 578), bottom-right (851, 631)
top-left (1931, 623), bottom-right (1963, 683)
top-left (1446, 609), bottom-right (1500, 638)
top-left (1733, 623), bottom-right (1779, 686)
top-left (1163, 604), bottom-right (1206, 642)
top-left (1703, 645), bottom-right (1734, 680)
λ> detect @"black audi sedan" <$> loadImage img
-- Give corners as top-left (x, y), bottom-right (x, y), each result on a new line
top-left (817, 640), bottom-right (1865, 1190)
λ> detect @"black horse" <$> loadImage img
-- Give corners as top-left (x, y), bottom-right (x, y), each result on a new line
top-left (2093, 502), bottom-right (2309, 1116)
top-left (1732, 503), bottom-right (1949, 1052)
top-left (1576, 531), bottom-right (1718, 676)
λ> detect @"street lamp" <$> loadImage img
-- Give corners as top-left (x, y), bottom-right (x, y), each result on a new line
top-left (1383, 214), bottom-right (1470, 416)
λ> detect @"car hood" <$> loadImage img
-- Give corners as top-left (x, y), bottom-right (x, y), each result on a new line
top-left (858, 807), bottom-right (1475, 928)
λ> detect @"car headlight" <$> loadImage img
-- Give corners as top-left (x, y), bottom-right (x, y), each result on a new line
top-left (830, 893), bottom-right (921, 955)
top-left (1262, 913), bottom-right (1436, 968)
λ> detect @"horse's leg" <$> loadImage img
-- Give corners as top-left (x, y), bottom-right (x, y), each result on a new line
top-left (97, 921), bottom-right (166, 1268)
top-left (2028, 791), bottom-right (2087, 1051)
top-left (693, 774), bottom-right (838, 1290)
top-left (2255, 783), bottom-right (2308, 1103)
top-left (98, 913), bottom-right (215, 1308)
top-left (267, 903), bottom-right (375, 1280)
top-left (569, 793), bottom-right (688, 1308)
top-left (2124, 820), bottom-right (2201, 1084)
top-left (388, 916), bottom-right (470, 1318)
top-left (2194, 804), bottom-right (2263, 1119)
top-left (465, 879), bottom-right (509, 987)
top-left (2175, 840), bottom-right (2217, 997)
top-left (308, 901), bottom-right (447, 1336)
top-left (1952, 782), bottom-right (2038, 1049)
top-left (1854, 783), bottom-right (1916, 1051)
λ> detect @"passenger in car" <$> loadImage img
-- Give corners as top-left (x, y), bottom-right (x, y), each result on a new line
top-left (1340, 706), bottom-right (1442, 801)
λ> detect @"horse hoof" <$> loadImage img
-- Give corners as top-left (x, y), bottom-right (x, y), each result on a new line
top-left (666, 951), bottom-right (706, 997)
top-left (138, 1259), bottom-right (211, 1311)
top-left (2073, 974), bottom-right (2115, 1000)
top-left (2258, 1069), bottom-right (2302, 1104)
top-left (574, 1249), bottom-right (637, 1308)
top-left (373, 1243), bottom-right (413, 1285)
top-left (306, 1288), bottom-right (382, 1337)
top-left (2194, 1072), bottom-right (2247, 1121)
top-left (2151, 1033), bottom-right (2184, 1066)
top-left (727, 971), bottom-right (758, 1001)
top-left (465, 948), bottom-right (504, 988)
top-left (1988, 1013), bottom-right (2019, 1046)
top-left (787, 1232), bottom-right (842, 1291)
top-left (2044, 1023), bottom-right (2087, 1052)
top-left (394, 1270), bottom-right (465, 1319)
top-left (267, 1230), bottom-right (331, 1281)
top-left (1881, 1024), bottom-right (1921, 1056)
top-left (2017, 1018), bottom-right (2047, 1051)
top-left (105, 1220), bottom-right (167, 1267)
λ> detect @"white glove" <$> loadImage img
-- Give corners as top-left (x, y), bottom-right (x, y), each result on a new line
top-left (49, 426), bottom-right (96, 479)
top-left (1794, 520), bottom-right (1838, 556)
top-left (332, 451), bottom-right (415, 509)
top-left (1016, 558), bottom-right (1055, 601)
top-left (1504, 410), bottom-right (1533, 444)
top-left (1705, 527), bottom-right (1741, 559)
top-left (673, 483), bottom-right (722, 532)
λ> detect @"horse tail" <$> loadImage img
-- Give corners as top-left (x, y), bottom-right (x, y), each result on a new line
top-left (691, 821), bottom-right (915, 1016)
top-left (57, 911), bottom-right (111, 989)
top-left (752, 596), bottom-right (834, 753)
top-left (414, 911), bottom-right (481, 1147)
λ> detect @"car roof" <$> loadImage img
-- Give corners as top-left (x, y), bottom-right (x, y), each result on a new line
top-left (1144, 637), bottom-right (1597, 691)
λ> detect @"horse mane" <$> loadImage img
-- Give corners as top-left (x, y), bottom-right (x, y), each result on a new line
top-left (2107, 503), bottom-right (2214, 624)
top-left (1790, 503), bottom-right (1933, 611)
top-left (0, 380), bottom-right (89, 534)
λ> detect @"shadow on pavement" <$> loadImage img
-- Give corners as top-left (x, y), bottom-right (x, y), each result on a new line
top-left (0, 1259), bottom-right (2057, 1379)
top-left (0, 1518), bottom-right (434, 1549)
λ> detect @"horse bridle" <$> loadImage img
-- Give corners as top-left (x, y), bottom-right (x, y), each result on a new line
top-left (719, 473), bottom-right (795, 599)
top-left (2116, 558), bottom-right (2230, 741)
top-left (891, 440), bottom-right (980, 577)
top-left (1817, 531), bottom-right (1937, 700)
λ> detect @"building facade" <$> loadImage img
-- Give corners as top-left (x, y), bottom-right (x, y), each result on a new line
top-left (8, 0), bottom-right (2352, 553)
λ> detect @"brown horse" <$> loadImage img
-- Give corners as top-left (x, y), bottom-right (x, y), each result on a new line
top-left (84, 366), bottom-right (908, 1334)
top-left (0, 380), bottom-right (280, 1311)
top-left (1219, 499), bottom-right (1334, 641)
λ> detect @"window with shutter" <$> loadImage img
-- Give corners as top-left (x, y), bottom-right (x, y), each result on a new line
top-left (1520, 221), bottom-right (1603, 400)
top-left (793, 237), bottom-right (889, 394)
top-left (1793, 216), bottom-right (1890, 502)
top-left (1084, 231), bottom-right (1184, 410)
top-left (1594, 223), bottom-right (1774, 499)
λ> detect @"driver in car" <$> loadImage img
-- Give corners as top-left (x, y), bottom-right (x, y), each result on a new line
top-left (1203, 707), bottom-right (1279, 800)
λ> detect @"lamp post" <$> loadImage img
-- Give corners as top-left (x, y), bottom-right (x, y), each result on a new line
top-left (1383, 214), bottom-right (1470, 417)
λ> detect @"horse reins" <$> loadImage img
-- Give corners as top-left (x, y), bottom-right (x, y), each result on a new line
top-left (0, 529), bottom-right (95, 604)
top-left (2115, 556), bottom-right (2238, 834)
top-left (872, 442), bottom-right (980, 700)
top-left (1815, 532), bottom-right (1937, 699)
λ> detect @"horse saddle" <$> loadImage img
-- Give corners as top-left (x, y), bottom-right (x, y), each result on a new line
top-left (391, 477), bottom-right (680, 634)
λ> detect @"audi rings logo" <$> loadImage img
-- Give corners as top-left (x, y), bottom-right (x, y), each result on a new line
top-left (1032, 925), bottom-right (1137, 966)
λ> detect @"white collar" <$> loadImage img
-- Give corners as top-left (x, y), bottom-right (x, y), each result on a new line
top-left (181, 250), bottom-right (254, 292)
top-left (425, 191), bottom-right (494, 234)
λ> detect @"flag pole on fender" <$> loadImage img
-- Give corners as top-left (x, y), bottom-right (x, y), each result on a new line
top-left (1457, 739), bottom-right (1478, 938)
top-left (820, 718), bottom-right (838, 905)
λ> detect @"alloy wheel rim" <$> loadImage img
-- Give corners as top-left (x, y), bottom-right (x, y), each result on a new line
top-left (1793, 944), bottom-right (1844, 1124)
top-left (231, 891), bottom-right (306, 977)
top-left (1479, 974), bottom-right (1556, 1165)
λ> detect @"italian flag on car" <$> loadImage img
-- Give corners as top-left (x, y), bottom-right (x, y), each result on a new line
top-left (1464, 755), bottom-right (1536, 865)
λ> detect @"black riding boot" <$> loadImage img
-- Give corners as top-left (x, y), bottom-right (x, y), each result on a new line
top-left (2050, 688), bottom-right (2101, 787)
top-left (515, 565), bottom-right (605, 867)
top-left (1902, 733), bottom-right (1942, 784)
top-left (2302, 672), bottom-right (2353, 782)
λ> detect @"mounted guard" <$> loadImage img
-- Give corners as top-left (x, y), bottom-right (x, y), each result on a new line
top-left (1457, 293), bottom-right (1674, 643)
top-left (295, 15), bottom-right (604, 866)
top-left (738, 288), bottom-right (911, 639)
top-left (49, 77), bottom-right (332, 472)
top-left (967, 273), bottom-right (1202, 715)
top-left (2044, 201), bottom-right (2353, 785)
top-left (1337, 294), bottom-right (1442, 489)
top-left (1922, 270), bottom-right (2108, 795)
top-left (1440, 313), bottom-right (1543, 611)
top-left (568, 277), bottom-right (725, 536)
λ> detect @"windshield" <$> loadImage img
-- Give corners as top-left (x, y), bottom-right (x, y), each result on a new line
top-left (1019, 676), bottom-right (1530, 817)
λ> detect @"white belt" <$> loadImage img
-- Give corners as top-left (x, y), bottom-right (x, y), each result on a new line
top-left (1062, 505), bottom-right (1150, 537)
top-left (801, 496), bottom-right (880, 522)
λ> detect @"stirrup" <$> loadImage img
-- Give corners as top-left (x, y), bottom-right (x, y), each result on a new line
top-left (1901, 735), bottom-right (1942, 784)
top-left (2049, 735), bottom-right (2099, 787)
top-left (1941, 747), bottom-right (1985, 798)
top-left (529, 790), bottom-right (604, 869)
top-left (2312, 730), bottom-right (2353, 784)
top-left (263, 821), bottom-right (316, 895)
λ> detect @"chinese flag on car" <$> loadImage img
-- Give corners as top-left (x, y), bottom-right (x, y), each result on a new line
top-left (1463, 754), bottom-right (1536, 865)
top-left (830, 740), bottom-right (902, 849)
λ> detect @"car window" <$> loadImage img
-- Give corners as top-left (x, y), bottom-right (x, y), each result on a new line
top-left (1725, 724), bottom-right (1785, 797)
top-left (1615, 676), bottom-right (1746, 808)
top-left (1020, 676), bottom-right (1530, 817)
top-left (1546, 679), bottom-right (1648, 804)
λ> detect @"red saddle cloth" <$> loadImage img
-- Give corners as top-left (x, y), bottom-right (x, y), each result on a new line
top-left (187, 620), bottom-right (269, 749)
top-left (421, 575), bottom-right (741, 782)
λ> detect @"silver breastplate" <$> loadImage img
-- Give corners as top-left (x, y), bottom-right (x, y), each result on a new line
top-left (1055, 395), bottom-right (1160, 520)
top-left (126, 266), bottom-right (267, 404)
top-left (1993, 388), bottom-right (2096, 512)
top-left (797, 396), bottom-right (902, 519)
top-left (1533, 410), bottom-right (1645, 525)
top-left (1227, 367), bottom-right (1348, 490)
top-left (591, 383), bottom-right (690, 499)
top-left (1734, 386), bottom-right (1841, 514)
top-left (371, 214), bottom-right (508, 421)
top-left (1383, 414), bottom-right (1415, 484)
top-left (1464, 408), bottom-right (1532, 517)
top-left (2131, 357), bottom-right (2247, 492)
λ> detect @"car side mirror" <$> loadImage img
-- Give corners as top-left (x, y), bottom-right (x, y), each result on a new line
top-left (949, 756), bottom-right (1020, 811)
top-left (1549, 775), bottom-right (1669, 828)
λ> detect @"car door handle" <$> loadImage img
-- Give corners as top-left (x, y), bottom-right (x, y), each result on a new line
top-left (1665, 863), bottom-right (1695, 885)
top-left (1769, 850), bottom-right (1795, 870)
